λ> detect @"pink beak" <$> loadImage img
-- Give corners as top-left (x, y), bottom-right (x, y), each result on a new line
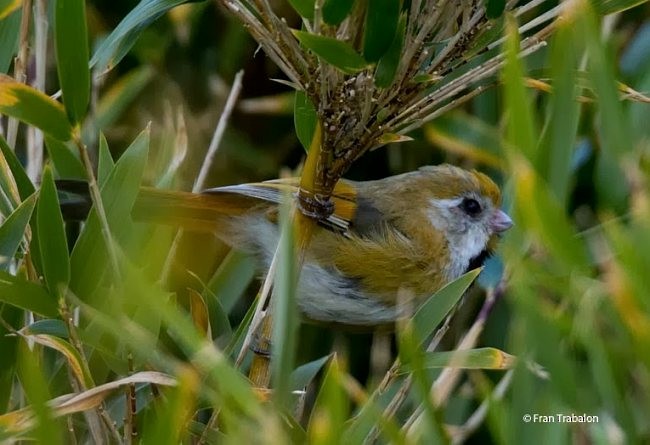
top-left (491, 209), bottom-right (513, 233)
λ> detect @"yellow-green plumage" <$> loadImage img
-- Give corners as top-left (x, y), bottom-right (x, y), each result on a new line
top-left (127, 164), bottom-right (509, 326)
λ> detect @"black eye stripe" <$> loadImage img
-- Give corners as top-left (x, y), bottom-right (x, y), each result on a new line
top-left (460, 198), bottom-right (482, 216)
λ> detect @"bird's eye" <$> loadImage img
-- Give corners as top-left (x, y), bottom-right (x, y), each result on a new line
top-left (460, 198), bottom-right (482, 216)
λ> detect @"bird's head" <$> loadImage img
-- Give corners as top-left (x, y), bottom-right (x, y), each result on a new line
top-left (414, 164), bottom-right (512, 275)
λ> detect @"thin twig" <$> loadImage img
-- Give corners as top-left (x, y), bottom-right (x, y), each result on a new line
top-left (7, 0), bottom-right (32, 149)
top-left (194, 71), bottom-right (244, 192)
top-left (450, 370), bottom-right (514, 444)
top-left (74, 137), bottom-right (122, 280)
top-left (366, 305), bottom-right (458, 443)
top-left (235, 245), bottom-right (280, 367)
top-left (27, 0), bottom-right (47, 182)
top-left (160, 71), bottom-right (244, 284)
top-left (405, 288), bottom-right (503, 439)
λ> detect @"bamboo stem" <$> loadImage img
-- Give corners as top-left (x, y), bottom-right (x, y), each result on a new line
top-left (248, 312), bottom-right (274, 387)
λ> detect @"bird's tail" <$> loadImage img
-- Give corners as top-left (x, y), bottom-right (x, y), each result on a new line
top-left (58, 180), bottom-right (261, 232)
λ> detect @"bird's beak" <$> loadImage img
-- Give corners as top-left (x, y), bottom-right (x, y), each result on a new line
top-left (491, 209), bottom-right (513, 233)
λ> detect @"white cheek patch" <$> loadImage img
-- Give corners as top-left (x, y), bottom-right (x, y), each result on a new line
top-left (427, 197), bottom-right (463, 230)
top-left (427, 197), bottom-right (490, 279)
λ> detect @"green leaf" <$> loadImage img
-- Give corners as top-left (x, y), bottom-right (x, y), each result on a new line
top-left (97, 132), bottom-right (114, 186)
top-left (44, 136), bottom-right (85, 180)
top-left (323, 0), bottom-right (355, 25)
top-left (293, 30), bottom-right (368, 74)
top-left (21, 319), bottom-right (69, 338)
top-left (0, 75), bottom-right (73, 141)
top-left (186, 270), bottom-right (234, 342)
top-left (579, 4), bottom-right (631, 210)
top-left (70, 129), bottom-right (149, 299)
top-left (0, 305), bottom-right (20, 411)
top-left (0, 193), bottom-right (36, 270)
top-left (307, 357), bottom-right (348, 444)
top-left (94, 66), bottom-right (154, 130)
top-left (206, 249), bottom-right (255, 314)
top-left (22, 332), bottom-right (95, 388)
top-left (54, 0), bottom-right (90, 124)
top-left (363, 0), bottom-right (399, 62)
top-left (91, 0), bottom-right (199, 74)
top-left (510, 155), bottom-right (589, 270)
top-left (272, 195), bottom-right (299, 408)
top-left (294, 91), bottom-right (318, 153)
top-left (397, 323), bottom-right (441, 440)
top-left (502, 16), bottom-right (537, 163)
top-left (37, 166), bottom-right (70, 296)
top-left (485, 0), bottom-right (506, 18)
top-left (375, 14), bottom-right (405, 88)
top-left (0, 134), bottom-right (34, 201)
top-left (0, 271), bottom-right (58, 317)
top-left (290, 355), bottom-right (331, 391)
top-left (538, 14), bottom-right (582, 207)
top-left (224, 291), bottom-right (257, 358)
top-left (0, 136), bottom-right (21, 215)
top-left (0, 0), bottom-right (20, 19)
top-left (287, 0), bottom-right (314, 19)
top-left (16, 342), bottom-right (64, 445)
top-left (398, 347), bottom-right (516, 373)
top-left (590, 0), bottom-right (649, 14)
top-left (0, 7), bottom-right (21, 74)
top-left (412, 268), bottom-right (481, 347)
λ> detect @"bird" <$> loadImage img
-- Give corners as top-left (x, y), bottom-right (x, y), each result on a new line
top-left (60, 164), bottom-right (512, 326)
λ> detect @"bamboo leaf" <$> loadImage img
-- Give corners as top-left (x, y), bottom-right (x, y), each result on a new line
top-left (412, 268), bottom-right (481, 347)
top-left (363, 0), bottom-right (399, 62)
top-left (20, 333), bottom-right (94, 388)
top-left (485, 0), bottom-right (506, 18)
top-left (287, 0), bottom-right (314, 19)
top-left (510, 154), bottom-right (589, 269)
top-left (0, 371), bottom-right (176, 435)
top-left (187, 270), bottom-right (233, 341)
top-left (398, 347), bottom-right (516, 373)
top-left (502, 16), bottom-right (537, 162)
top-left (0, 193), bottom-right (36, 270)
top-left (54, 0), bottom-right (90, 123)
top-left (294, 90), bottom-right (318, 153)
top-left (307, 357), bottom-right (348, 444)
top-left (590, 0), bottom-right (649, 14)
top-left (94, 66), bottom-right (154, 130)
top-left (205, 249), bottom-right (255, 314)
top-left (293, 30), bottom-right (368, 74)
top-left (323, 0), bottom-right (355, 25)
top-left (290, 355), bottom-right (331, 391)
top-left (0, 306), bottom-right (20, 411)
top-left (0, 134), bottom-right (34, 202)
top-left (0, 7), bottom-right (20, 73)
top-left (44, 136), bottom-right (85, 180)
top-left (91, 0), bottom-right (201, 74)
top-left (15, 343), bottom-right (63, 444)
top-left (0, 0), bottom-right (21, 20)
top-left (21, 319), bottom-right (68, 338)
top-left (578, 2), bottom-right (631, 210)
top-left (0, 271), bottom-right (58, 317)
top-left (272, 193), bottom-right (299, 409)
top-left (375, 14), bottom-right (405, 88)
top-left (538, 15), bottom-right (581, 206)
top-left (0, 75), bottom-right (73, 141)
top-left (97, 132), bottom-right (114, 185)
top-left (70, 129), bottom-right (149, 299)
top-left (186, 288), bottom-right (212, 339)
top-left (37, 167), bottom-right (70, 296)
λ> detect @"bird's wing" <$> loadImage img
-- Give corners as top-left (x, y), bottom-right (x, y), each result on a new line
top-left (204, 178), bottom-right (358, 234)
